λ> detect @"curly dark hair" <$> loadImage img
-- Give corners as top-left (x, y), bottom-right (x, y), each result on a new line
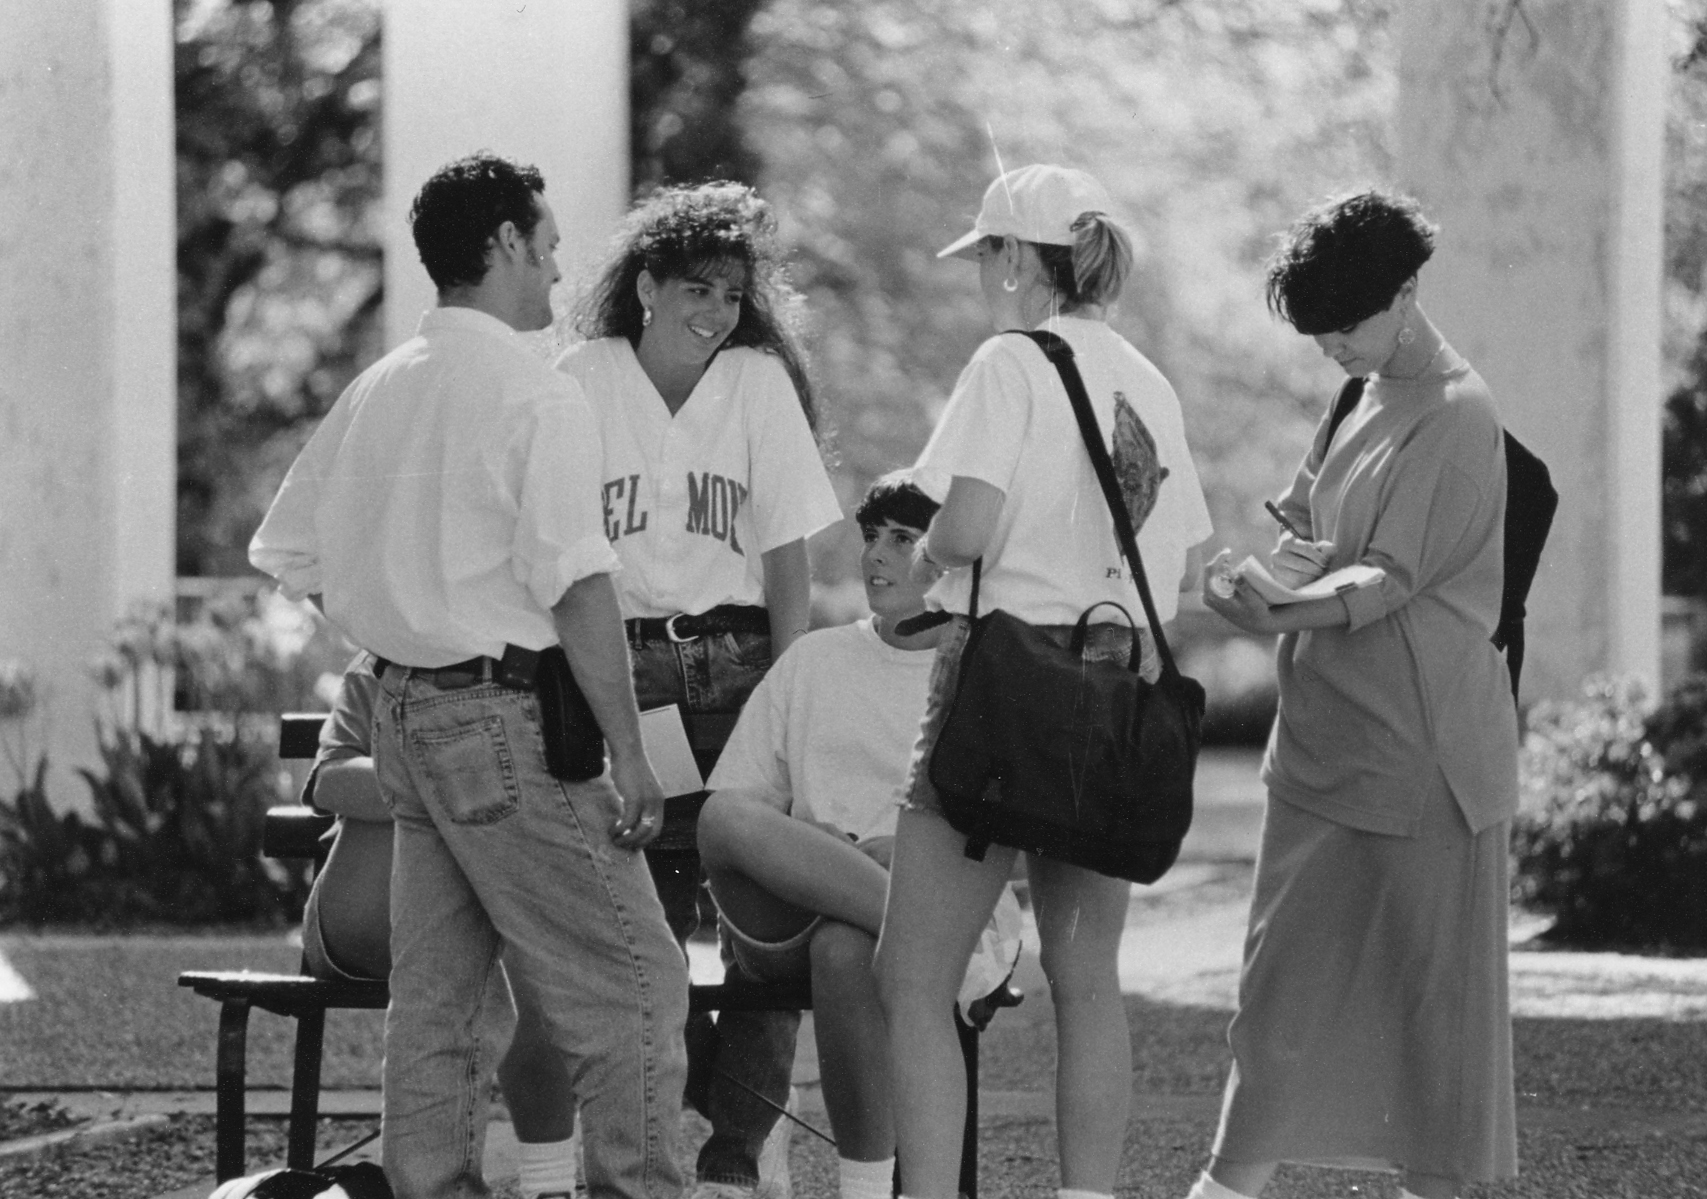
top-left (573, 181), bottom-right (818, 433)
top-left (1265, 189), bottom-right (1438, 336)
top-left (409, 153), bottom-right (545, 292)
top-left (855, 471), bottom-right (940, 535)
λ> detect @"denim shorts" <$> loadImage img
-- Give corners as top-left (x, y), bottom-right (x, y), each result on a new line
top-left (901, 614), bottom-right (1159, 818)
top-left (718, 913), bottom-right (822, 985)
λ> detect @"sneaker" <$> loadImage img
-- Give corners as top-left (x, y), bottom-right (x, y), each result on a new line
top-left (754, 1086), bottom-right (796, 1199)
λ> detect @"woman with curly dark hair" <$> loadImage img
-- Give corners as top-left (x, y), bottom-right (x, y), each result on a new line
top-left (1189, 190), bottom-right (1520, 1199)
top-left (494, 181), bottom-right (841, 1199)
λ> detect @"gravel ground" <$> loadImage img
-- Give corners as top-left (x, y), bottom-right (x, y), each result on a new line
top-left (0, 1097), bottom-right (81, 1141)
top-left (0, 1115), bottom-right (372, 1199)
top-left (8, 868), bottom-right (1707, 1198)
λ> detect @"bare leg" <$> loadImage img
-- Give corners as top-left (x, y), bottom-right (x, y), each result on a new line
top-left (1026, 854), bottom-right (1133, 1192)
top-left (699, 790), bottom-right (892, 937)
top-left (809, 921), bottom-right (892, 1161)
top-left (874, 808), bottom-right (1015, 1199)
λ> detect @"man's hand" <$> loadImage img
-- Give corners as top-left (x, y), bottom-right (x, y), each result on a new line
top-left (608, 748), bottom-right (666, 850)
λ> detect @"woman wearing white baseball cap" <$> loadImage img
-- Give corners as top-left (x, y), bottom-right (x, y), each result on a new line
top-left (875, 164), bottom-right (1214, 1199)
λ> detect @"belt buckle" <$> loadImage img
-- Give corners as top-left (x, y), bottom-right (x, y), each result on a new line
top-left (664, 613), bottom-right (697, 643)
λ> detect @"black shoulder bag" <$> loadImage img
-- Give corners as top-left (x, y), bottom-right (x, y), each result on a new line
top-left (924, 330), bottom-right (1204, 884)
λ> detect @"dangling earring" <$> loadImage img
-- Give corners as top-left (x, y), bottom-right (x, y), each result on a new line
top-left (1002, 277), bottom-right (1019, 293)
top-left (1397, 325), bottom-right (1416, 346)
top-left (641, 306), bottom-right (653, 328)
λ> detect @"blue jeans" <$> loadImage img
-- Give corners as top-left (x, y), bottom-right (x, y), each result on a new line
top-left (633, 630), bottom-right (801, 1187)
top-left (373, 669), bottom-right (688, 1199)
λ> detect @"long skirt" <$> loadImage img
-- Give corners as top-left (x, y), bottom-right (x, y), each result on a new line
top-left (1211, 779), bottom-right (1517, 1183)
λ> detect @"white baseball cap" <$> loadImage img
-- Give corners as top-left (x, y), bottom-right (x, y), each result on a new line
top-left (937, 164), bottom-right (1117, 260)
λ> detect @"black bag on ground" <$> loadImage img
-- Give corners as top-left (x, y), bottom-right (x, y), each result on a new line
top-left (926, 331), bottom-right (1204, 885)
top-left (1324, 377), bottom-right (1558, 701)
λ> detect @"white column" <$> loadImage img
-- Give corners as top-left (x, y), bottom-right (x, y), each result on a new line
top-left (382, 0), bottom-right (629, 351)
top-left (1397, 0), bottom-right (1665, 700)
top-left (0, 0), bottom-right (176, 803)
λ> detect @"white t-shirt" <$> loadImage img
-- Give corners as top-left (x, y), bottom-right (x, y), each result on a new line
top-left (914, 316), bottom-right (1213, 627)
top-left (706, 618), bottom-right (933, 841)
top-left (554, 338), bottom-right (843, 619)
top-left (250, 307), bottom-right (619, 666)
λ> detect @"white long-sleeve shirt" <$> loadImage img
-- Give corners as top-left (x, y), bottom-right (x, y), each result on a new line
top-left (249, 306), bottom-right (619, 667)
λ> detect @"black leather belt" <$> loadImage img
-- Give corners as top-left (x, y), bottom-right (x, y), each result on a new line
top-left (373, 647), bottom-right (536, 690)
top-left (625, 605), bottom-right (770, 646)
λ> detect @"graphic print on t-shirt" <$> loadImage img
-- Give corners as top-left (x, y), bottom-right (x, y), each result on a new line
top-left (1110, 390), bottom-right (1169, 532)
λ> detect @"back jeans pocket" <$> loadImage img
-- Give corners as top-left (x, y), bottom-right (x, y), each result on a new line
top-left (411, 712), bottom-right (523, 825)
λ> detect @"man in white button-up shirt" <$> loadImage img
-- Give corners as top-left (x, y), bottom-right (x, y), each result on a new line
top-left (251, 155), bottom-right (686, 1199)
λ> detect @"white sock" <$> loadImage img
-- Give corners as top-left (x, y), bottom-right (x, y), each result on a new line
top-left (516, 1132), bottom-right (580, 1198)
top-left (1059, 1189), bottom-right (1112, 1199)
top-left (1186, 1173), bottom-right (1256, 1199)
top-left (838, 1156), bottom-right (894, 1199)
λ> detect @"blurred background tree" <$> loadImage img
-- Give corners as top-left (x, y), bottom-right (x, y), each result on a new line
top-left (175, 0), bottom-right (383, 578)
top-left (1665, 0), bottom-right (1707, 601)
top-left (738, 0), bottom-right (1395, 609)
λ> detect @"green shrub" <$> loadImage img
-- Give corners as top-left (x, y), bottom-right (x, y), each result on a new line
top-left (1512, 674), bottom-right (1707, 952)
top-left (0, 601), bottom-right (314, 929)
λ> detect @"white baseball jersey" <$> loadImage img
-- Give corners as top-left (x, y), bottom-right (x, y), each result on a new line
top-left (555, 338), bottom-right (843, 619)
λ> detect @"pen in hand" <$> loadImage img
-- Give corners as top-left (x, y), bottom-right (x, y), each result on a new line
top-left (1264, 500), bottom-right (1305, 541)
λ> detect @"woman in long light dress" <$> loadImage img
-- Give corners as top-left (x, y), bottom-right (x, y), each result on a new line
top-left (1190, 190), bottom-right (1520, 1199)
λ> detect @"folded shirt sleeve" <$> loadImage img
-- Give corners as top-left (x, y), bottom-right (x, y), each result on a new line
top-left (744, 355), bottom-right (844, 554)
top-left (913, 337), bottom-right (1031, 499)
top-left (249, 397), bottom-right (357, 600)
top-left (510, 381), bottom-right (622, 612)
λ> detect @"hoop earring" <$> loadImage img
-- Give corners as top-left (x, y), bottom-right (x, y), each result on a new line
top-left (1002, 277), bottom-right (1019, 293)
top-left (1397, 325), bottom-right (1416, 346)
top-left (641, 306), bottom-right (653, 328)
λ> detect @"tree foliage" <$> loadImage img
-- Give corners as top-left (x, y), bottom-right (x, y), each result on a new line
top-left (631, 0), bottom-right (769, 191)
top-left (1665, 0), bottom-right (1707, 598)
top-left (741, 0), bottom-right (1396, 574)
top-left (175, 0), bottom-right (383, 577)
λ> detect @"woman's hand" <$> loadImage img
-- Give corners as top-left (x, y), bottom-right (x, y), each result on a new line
top-left (1269, 532), bottom-right (1334, 589)
top-left (1202, 549), bottom-right (1281, 635)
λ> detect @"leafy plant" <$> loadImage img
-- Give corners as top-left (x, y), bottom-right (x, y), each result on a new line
top-left (1512, 674), bottom-right (1707, 952)
top-left (0, 603), bottom-right (313, 929)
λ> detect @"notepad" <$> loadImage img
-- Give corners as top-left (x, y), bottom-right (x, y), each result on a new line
top-left (1236, 556), bottom-right (1385, 606)
top-left (639, 704), bottom-right (705, 798)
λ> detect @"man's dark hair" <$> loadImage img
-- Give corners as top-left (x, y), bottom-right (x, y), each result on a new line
top-left (855, 472), bottom-right (940, 535)
top-left (1265, 189), bottom-right (1437, 336)
top-left (409, 153), bottom-right (545, 291)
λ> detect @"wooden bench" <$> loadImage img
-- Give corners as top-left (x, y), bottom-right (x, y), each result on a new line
top-left (180, 710), bottom-right (1019, 1191)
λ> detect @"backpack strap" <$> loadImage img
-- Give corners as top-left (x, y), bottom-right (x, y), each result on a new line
top-left (1324, 375), bottom-right (1366, 448)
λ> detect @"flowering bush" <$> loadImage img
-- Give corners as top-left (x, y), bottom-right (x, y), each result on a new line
top-left (1512, 674), bottom-right (1707, 952)
top-left (0, 595), bottom-right (328, 928)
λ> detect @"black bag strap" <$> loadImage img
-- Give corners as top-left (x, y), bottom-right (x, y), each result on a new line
top-left (980, 329), bottom-right (1183, 680)
top-left (1324, 375), bottom-right (1366, 447)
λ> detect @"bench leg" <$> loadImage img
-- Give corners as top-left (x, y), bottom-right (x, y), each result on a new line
top-left (215, 1000), bottom-right (253, 1181)
top-left (957, 1012), bottom-right (978, 1199)
top-left (288, 1007), bottom-right (327, 1170)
